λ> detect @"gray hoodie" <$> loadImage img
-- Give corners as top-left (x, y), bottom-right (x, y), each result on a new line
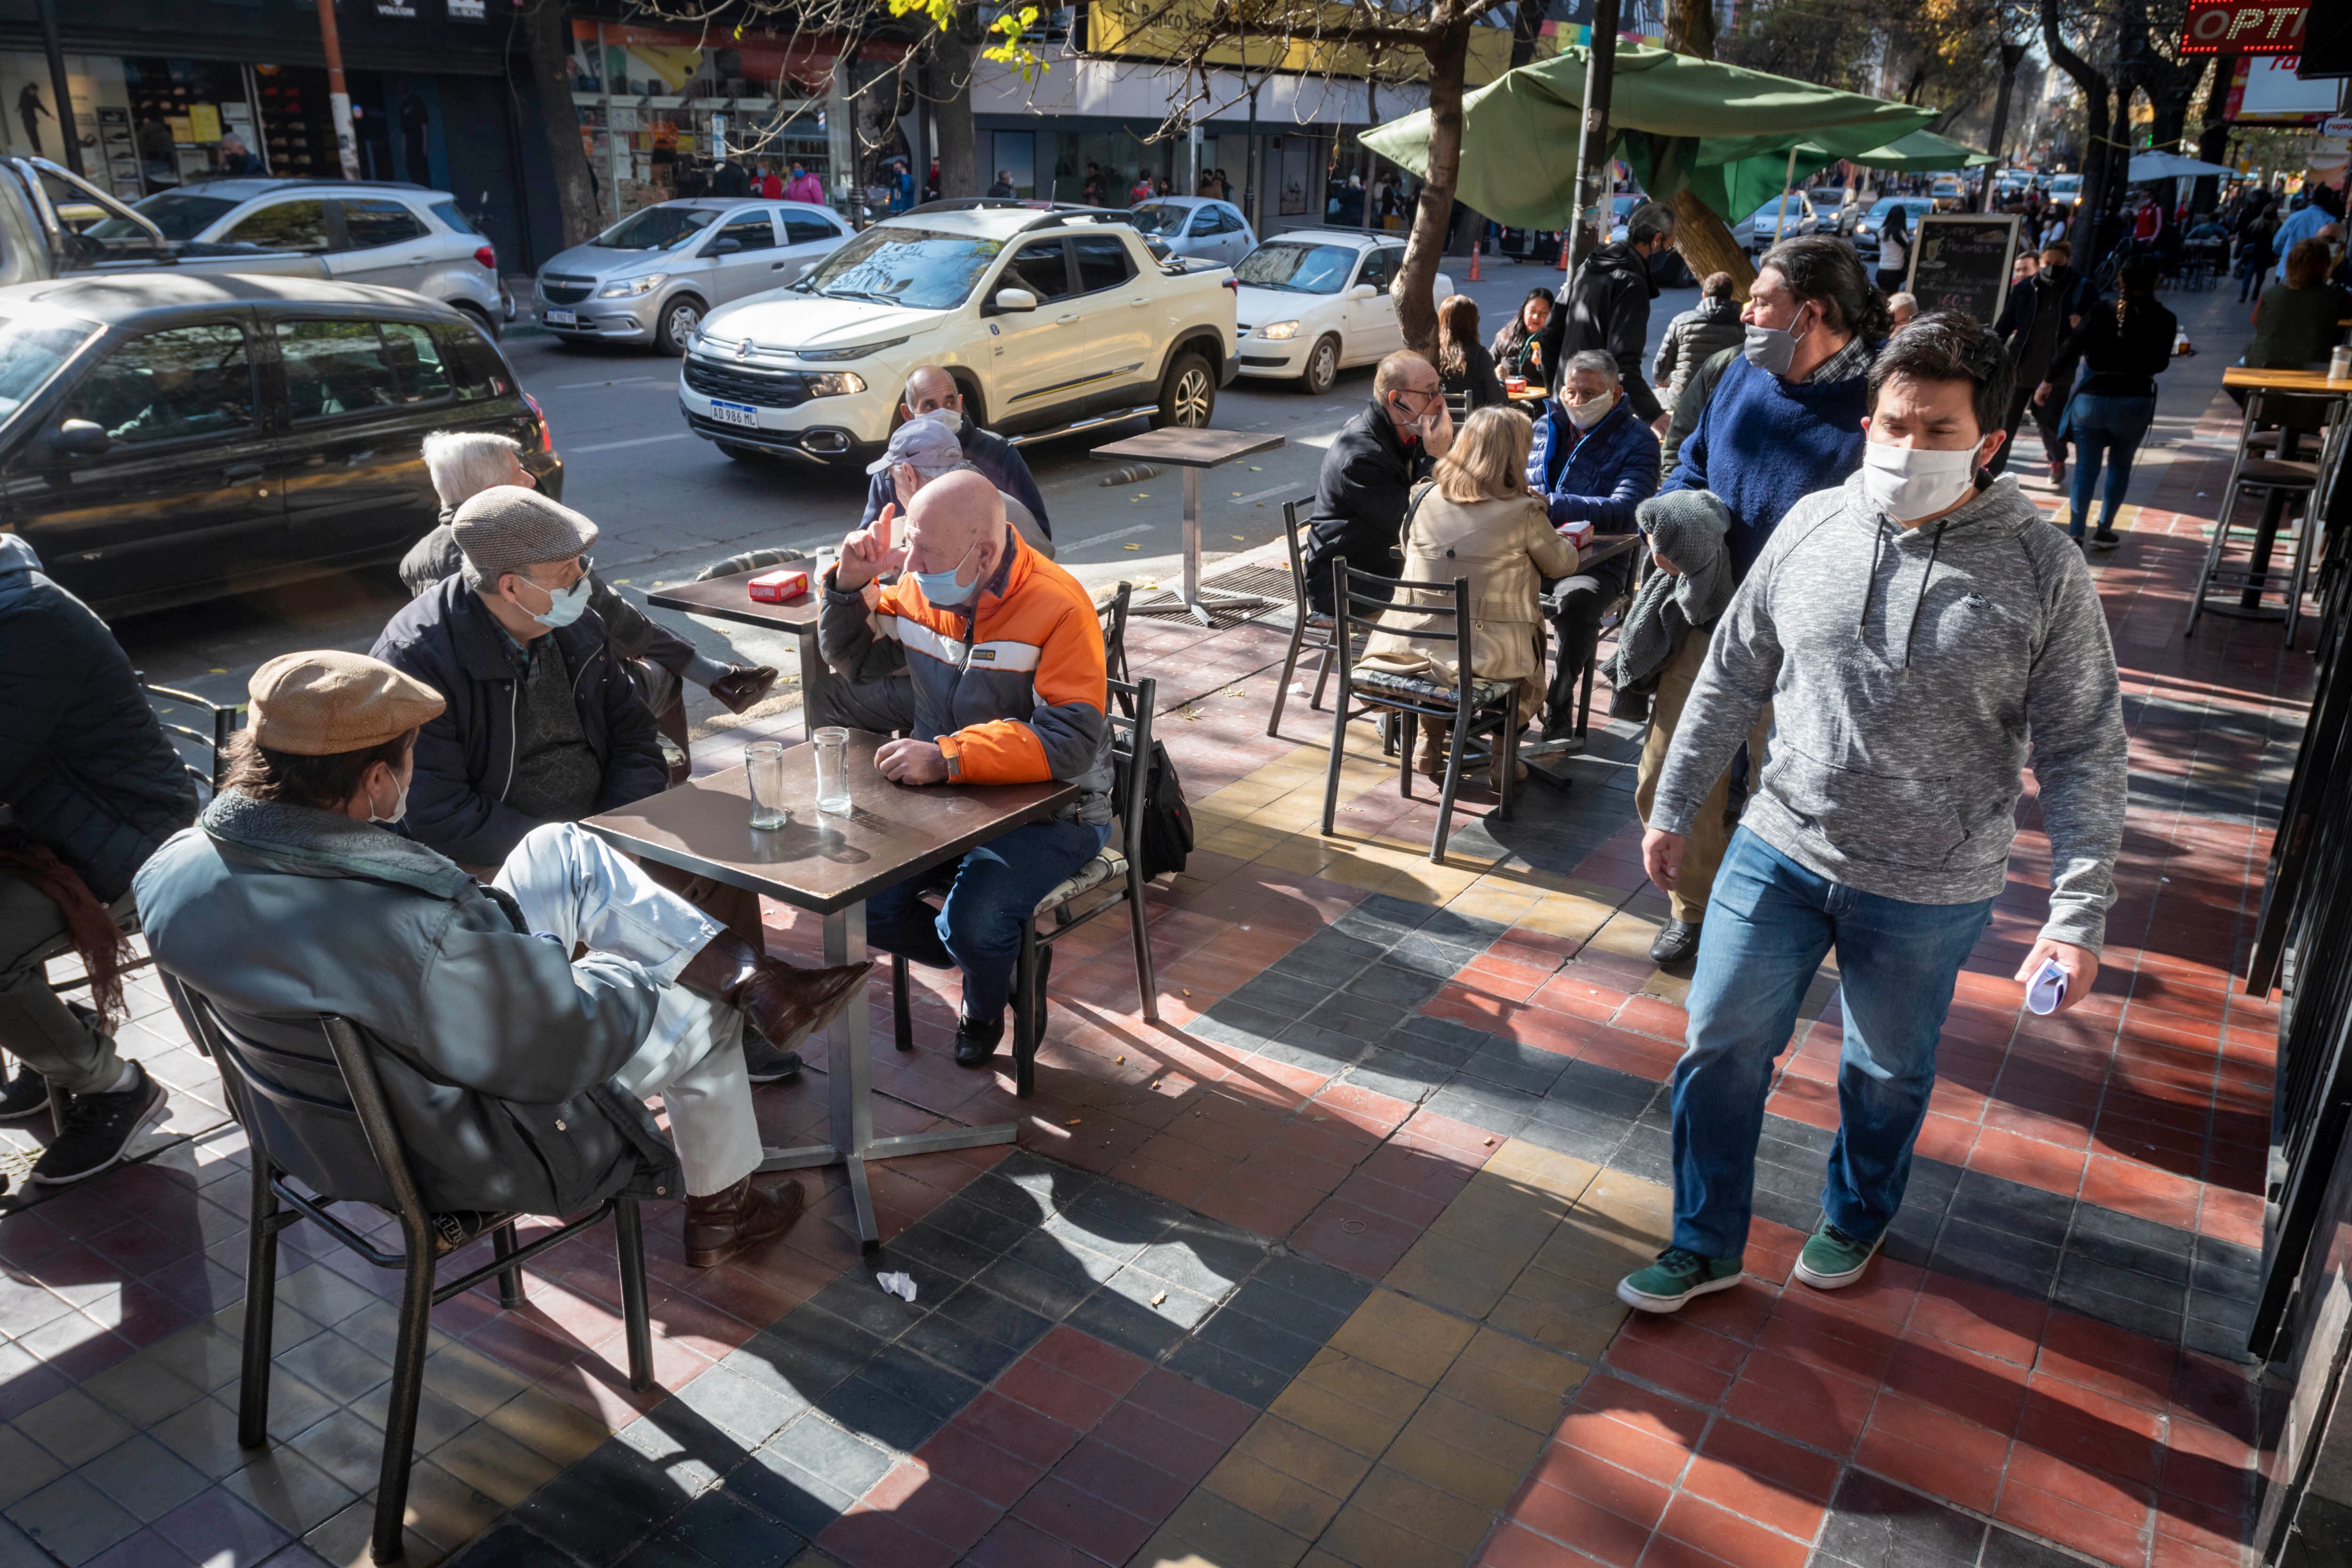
top-left (1651, 471), bottom-right (2126, 951)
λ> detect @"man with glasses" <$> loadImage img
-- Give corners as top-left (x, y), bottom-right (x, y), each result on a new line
top-left (1302, 350), bottom-right (1456, 614)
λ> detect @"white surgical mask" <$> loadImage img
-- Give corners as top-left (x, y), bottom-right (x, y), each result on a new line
top-left (915, 406), bottom-right (964, 435)
top-left (520, 573), bottom-right (592, 629)
top-left (369, 773), bottom-right (410, 825)
top-left (1564, 391), bottom-right (1615, 430)
top-left (1861, 443), bottom-right (1980, 522)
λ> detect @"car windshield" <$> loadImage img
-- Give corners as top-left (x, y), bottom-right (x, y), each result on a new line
top-left (1235, 242), bottom-right (1356, 293)
top-left (85, 191), bottom-right (239, 242)
top-left (1127, 204), bottom-right (1190, 235)
top-left (0, 311), bottom-right (99, 425)
top-left (592, 206), bottom-right (719, 251)
top-left (795, 227), bottom-right (1005, 309)
top-left (1748, 196), bottom-right (1811, 221)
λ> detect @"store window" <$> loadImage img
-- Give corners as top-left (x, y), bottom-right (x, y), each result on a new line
top-left (339, 199), bottom-right (429, 252)
top-left (224, 200), bottom-right (329, 253)
top-left (67, 325), bottom-right (255, 445)
top-left (277, 319), bottom-right (449, 420)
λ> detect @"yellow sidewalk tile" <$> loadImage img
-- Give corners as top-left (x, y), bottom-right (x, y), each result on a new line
top-left (1229, 1415), bottom-right (1378, 1500)
top-left (1326, 1291), bottom-right (1478, 1387)
top-left (1203, 1453), bottom-right (1350, 1539)
top-left (1349, 1464), bottom-right (1504, 1552)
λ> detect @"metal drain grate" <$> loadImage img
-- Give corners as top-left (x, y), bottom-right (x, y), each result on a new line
top-left (1128, 562), bottom-right (1298, 627)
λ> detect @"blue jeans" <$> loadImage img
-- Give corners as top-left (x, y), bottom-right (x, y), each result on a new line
top-left (865, 818), bottom-right (1111, 1023)
top-left (2065, 393), bottom-right (2155, 539)
top-left (1670, 830), bottom-right (1994, 1260)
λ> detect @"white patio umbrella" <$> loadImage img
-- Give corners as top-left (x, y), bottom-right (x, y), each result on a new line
top-left (2127, 150), bottom-right (2236, 181)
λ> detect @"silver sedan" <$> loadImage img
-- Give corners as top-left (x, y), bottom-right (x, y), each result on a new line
top-left (534, 199), bottom-right (851, 354)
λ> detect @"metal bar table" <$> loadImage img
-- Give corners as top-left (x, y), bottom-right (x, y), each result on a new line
top-left (646, 570), bottom-right (828, 741)
top-left (1089, 428), bottom-right (1287, 625)
top-left (2217, 365), bottom-right (2352, 620)
top-left (584, 732), bottom-right (1079, 1246)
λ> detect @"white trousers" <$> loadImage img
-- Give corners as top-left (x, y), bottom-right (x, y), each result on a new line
top-left (494, 823), bottom-right (762, 1198)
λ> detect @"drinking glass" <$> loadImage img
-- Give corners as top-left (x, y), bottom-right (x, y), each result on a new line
top-left (814, 727), bottom-right (852, 816)
top-left (2332, 345), bottom-right (2352, 384)
top-left (745, 742), bottom-right (789, 829)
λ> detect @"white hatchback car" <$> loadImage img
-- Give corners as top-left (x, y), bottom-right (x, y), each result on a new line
top-left (1231, 230), bottom-right (1454, 395)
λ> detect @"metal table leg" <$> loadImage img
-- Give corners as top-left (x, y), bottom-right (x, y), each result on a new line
top-left (795, 629), bottom-right (826, 745)
top-left (755, 900), bottom-right (1017, 1245)
top-left (1177, 465), bottom-right (1276, 627)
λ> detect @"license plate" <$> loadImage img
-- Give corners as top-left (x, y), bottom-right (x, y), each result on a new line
top-left (544, 309), bottom-right (577, 327)
top-left (707, 398), bottom-right (760, 429)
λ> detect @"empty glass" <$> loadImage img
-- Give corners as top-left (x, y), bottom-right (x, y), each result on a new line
top-left (746, 741), bottom-right (788, 829)
top-left (814, 727), bottom-right (852, 815)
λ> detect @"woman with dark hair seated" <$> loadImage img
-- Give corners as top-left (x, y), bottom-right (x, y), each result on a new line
top-left (1490, 287), bottom-right (1554, 382)
top-left (1437, 294), bottom-right (1506, 410)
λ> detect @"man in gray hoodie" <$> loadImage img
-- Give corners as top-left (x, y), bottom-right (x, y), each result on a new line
top-left (1615, 312), bottom-right (2128, 1313)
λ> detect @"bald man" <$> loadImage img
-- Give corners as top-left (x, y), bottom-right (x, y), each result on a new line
top-left (819, 470), bottom-right (1112, 1069)
top-left (1303, 350), bottom-right (1454, 614)
top-left (859, 367), bottom-right (1050, 538)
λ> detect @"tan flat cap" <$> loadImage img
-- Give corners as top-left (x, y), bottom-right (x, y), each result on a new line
top-left (451, 486), bottom-right (599, 587)
top-left (248, 651), bottom-right (445, 756)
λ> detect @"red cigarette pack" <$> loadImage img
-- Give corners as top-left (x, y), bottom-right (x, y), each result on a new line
top-left (748, 568), bottom-right (808, 602)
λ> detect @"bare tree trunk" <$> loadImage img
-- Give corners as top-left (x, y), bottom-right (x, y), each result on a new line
top-left (932, 21), bottom-right (979, 199)
top-left (524, 0), bottom-right (600, 246)
top-left (1396, 22), bottom-right (1471, 357)
top-left (1658, 0), bottom-right (1752, 298)
top-left (2192, 54), bottom-right (2237, 215)
top-left (2043, 0), bottom-right (2111, 263)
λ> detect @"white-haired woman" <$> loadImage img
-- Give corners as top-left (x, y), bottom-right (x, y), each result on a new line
top-left (1360, 405), bottom-right (1577, 788)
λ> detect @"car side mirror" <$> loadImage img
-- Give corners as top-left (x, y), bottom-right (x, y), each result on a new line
top-left (705, 237), bottom-right (744, 256)
top-left (1349, 283), bottom-right (1377, 301)
top-left (49, 419), bottom-right (108, 459)
top-left (991, 287), bottom-right (1038, 313)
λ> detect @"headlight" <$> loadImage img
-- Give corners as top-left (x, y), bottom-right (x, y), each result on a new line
top-left (596, 273), bottom-right (669, 298)
top-left (803, 373), bottom-right (867, 397)
top-left (796, 337), bottom-right (910, 363)
top-left (1257, 320), bottom-right (1301, 341)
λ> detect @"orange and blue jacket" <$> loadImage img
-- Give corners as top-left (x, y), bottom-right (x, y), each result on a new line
top-left (817, 525), bottom-right (1112, 824)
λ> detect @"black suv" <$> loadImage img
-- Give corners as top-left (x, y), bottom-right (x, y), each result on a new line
top-left (0, 273), bottom-right (560, 618)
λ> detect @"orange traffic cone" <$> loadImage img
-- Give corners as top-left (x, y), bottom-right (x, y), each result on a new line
top-left (1559, 233), bottom-right (1572, 271)
top-left (1469, 241), bottom-right (1482, 282)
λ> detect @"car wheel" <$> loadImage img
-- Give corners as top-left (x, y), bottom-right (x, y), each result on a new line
top-left (1302, 335), bottom-right (1340, 396)
top-left (1152, 351), bottom-right (1216, 429)
top-left (715, 441), bottom-right (766, 463)
top-left (453, 302), bottom-right (501, 342)
top-left (655, 296), bottom-right (705, 356)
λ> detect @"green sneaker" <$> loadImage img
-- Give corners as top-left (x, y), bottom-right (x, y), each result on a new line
top-left (1793, 1217), bottom-right (1882, 1289)
top-left (1616, 1247), bottom-right (1743, 1313)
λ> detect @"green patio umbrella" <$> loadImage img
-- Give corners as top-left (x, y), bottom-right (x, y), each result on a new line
top-left (1824, 127), bottom-right (1998, 172)
top-left (1360, 43), bottom-right (1936, 230)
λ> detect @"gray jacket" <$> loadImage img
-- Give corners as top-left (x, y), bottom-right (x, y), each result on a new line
top-left (1652, 472), bottom-right (2126, 950)
top-left (1653, 297), bottom-right (1746, 409)
top-left (1606, 490), bottom-right (1733, 695)
top-left (135, 794), bottom-right (680, 1214)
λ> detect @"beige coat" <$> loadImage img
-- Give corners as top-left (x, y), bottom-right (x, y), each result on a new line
top-left (1360, 484), bottom-right (1577, 702)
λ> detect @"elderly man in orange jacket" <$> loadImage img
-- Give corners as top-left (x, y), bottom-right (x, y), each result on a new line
top-left (818, 470), bottom-right (1113, 1069)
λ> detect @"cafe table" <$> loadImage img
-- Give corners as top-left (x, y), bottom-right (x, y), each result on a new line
top-left (2217, 365), bottom-right (2352, 616)
top-left (647, 570), bottom-right (827, 741)
top-left (583, 730), bottom-right (1079, 1245)
top-left (1088, 428), bottom-right (1286, 625)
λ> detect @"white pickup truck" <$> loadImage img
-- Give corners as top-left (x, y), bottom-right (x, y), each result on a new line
top-left (676, 201), bottom-right (1240, 467)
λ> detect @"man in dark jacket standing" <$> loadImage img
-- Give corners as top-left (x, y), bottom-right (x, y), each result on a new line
top-left (1526, 351), bottom-right (1661, 748)
top-left (1541, 201), bottom-right (1679, 424)
top-left (0, 535), bottom-right (193, 1187)
top-left (373, 489), bottom-right (669, 873)
top-left (859, 367), bottom-right (1050, 537)
top-left (1303, 351), bottom-right (1455, 614)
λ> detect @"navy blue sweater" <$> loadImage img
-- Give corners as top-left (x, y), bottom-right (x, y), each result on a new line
top-left (1662, 352), bottom-right (1875, 579)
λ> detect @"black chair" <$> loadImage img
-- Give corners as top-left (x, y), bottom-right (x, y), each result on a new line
top-left (2190, 386), bottom-right (2324, 645)
top-left (163, 977), bottom-right (654, 1566)
top-left (1268, 498), bottom-right (1342, 737)
top-left (1100, 581), bottom-right (1133, 686)
top-left (1322, 563), bottom-right (1520, 865)
top-left (888, 676), bottom-right (1160, 1096)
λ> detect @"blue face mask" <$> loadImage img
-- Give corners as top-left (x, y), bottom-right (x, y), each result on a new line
top-left (522, 572), bottom-right (592, 629)
top-left (912, 538), bottom-right (982, 606)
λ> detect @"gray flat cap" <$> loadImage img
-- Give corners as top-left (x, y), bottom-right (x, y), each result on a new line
top-left (451, 486), bottom-right (599, 589)
top-left (866, 414), bottom-right (964, 478)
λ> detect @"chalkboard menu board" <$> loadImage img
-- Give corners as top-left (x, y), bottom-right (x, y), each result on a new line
top-left (1904, 214), bottom-right (2023, 328)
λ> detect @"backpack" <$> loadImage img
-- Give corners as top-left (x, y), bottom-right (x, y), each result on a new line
top-left (1116, 736), bottom-right (1193, 880)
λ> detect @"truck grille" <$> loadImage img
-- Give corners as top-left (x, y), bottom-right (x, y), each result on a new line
top-left (540, 275), bottom-right (596, 305)
top-left (683, 357), bottom-right (813, 409)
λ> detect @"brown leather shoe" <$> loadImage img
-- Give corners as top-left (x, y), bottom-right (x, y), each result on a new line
top-left (1417, 720), bottom-right (1451, 779)
top-left (678, 936), bottom-right (872, 1054)
top-left (684, 1176), bottom-right (806, 1268)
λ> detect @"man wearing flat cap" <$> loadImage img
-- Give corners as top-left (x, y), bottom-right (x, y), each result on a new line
top-left (134, 653), bottom-right (870, 1265)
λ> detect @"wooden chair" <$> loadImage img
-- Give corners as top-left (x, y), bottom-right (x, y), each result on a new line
top-left (1267, 497), bottom-right (1342, 737)
top-left (889, 676), bottom-right (1161, 1096)
top-left (164, 977), bottom-right (655, 1565)
top-left (1321, 563), bottom-right (1520, 865)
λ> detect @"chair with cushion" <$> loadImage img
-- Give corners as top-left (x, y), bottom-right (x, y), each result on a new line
top-left (1267, 498), bottom-right (1342, 738)
top-left (164, 977), bottom-right (656, 1566)
top-left (887, 676), bottom-right (1160, 1096)
top-left (1322, 563), bottom-right (1519, 865)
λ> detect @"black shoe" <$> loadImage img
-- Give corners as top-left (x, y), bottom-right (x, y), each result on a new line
top-left (0, 1062), bottom-right (50, 1122)
top-left (1649, 918), bottom-right (1701, 967)
top-left (29, 1062), bottom-right (166, 1186)
top-left (953, 1012), bottom-right (1006, 1069)
top-left (1526, 713), bottom-right (1586, 757)
top-left (741, 1027), bottom-right (804, 1084)
top-left (2091, 529), bottom-right (2120, 549)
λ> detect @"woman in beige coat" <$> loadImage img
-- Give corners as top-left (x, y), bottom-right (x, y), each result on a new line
top-left (1360, 405), bottom-right (1577, 786)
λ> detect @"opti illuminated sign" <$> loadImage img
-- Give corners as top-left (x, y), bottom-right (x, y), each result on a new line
top-left (2181, 0), bottom-right (2308, 55)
